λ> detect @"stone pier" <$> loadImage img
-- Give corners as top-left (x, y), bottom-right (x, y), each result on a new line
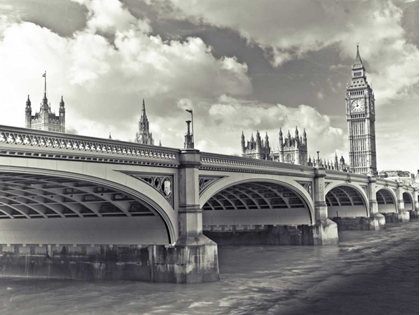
top-left (153, 149), bottom-right (219, 283)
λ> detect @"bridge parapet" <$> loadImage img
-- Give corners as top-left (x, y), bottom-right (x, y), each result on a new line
top-left (0, 125), bottom-right (180, 167)
top-left (200, 152), bottom-right (314, 176)
top-left (325, 169), bottom-right (368, 184)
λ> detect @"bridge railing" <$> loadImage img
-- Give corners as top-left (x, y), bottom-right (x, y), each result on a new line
top-left (200, 152), bottom-right (315, 174)
top-left (325, 169), bottom-right (369, 183)
top-left (0, 125), bottom-right (180, 166)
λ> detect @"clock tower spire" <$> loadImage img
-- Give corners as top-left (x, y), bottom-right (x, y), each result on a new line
top-left (346, 45), bottom-right (377, 175)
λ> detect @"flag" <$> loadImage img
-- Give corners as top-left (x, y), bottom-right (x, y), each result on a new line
top-left (185, 109), bottom-right (193, 113)
top-left (42, 72), bottom-right (46, 77)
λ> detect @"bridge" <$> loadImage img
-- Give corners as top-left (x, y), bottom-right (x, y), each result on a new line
top-left (0, 125), bottom-right (417, 283)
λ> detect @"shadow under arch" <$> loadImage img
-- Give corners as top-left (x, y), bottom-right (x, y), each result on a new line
top-left (324, 182), bottom-right (369, 217)
top-left (376, 187), bottom-right (398, 213)
top-left (0, 166), bottom-right (176, 244)
top-left (199, 176), bottom-right (314, 225)
top-left (403, 191), bottom-right (414, 211)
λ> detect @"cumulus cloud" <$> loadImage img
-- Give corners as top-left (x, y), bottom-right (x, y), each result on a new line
top-left (0, 0), bottom-right (252, 142)
top-left (202, 95), bottom-right (345, 157)
top-left (166, 0), bottom-right (418, 105)
top-left (0, 0), bottom-right (411, 170)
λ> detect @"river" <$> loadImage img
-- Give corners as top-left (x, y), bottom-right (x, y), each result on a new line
top-left (0, 220), bottom-right (418, 315)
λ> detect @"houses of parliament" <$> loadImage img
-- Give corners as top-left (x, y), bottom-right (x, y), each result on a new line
top-left (25, 46), bottom-right (377, 175)
top-left (241, 45), bottom-right (377, 175)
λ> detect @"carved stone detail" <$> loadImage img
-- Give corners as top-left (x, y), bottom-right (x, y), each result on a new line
top-left (361, 185), bottom-right (368, 195)
top-left (130, 174), bottom-right (174, 207)
top-left (199, 176), bottom-right (224, 195)
top-left (324, 181), bottom-right (331, 188)
top-left (297, 181), bottom-right (313, 199)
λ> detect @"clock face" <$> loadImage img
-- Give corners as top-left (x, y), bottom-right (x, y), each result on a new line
top-left (370, 100), bottom-right (375, 114)
top-left (351, 99), bottom-right (365, 113)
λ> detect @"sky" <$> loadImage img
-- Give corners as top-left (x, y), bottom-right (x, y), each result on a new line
top-left (0, 0), bottom-right (418, 172)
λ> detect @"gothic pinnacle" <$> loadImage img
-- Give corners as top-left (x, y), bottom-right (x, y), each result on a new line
top-left (353, 44), bottom-right (364, 68)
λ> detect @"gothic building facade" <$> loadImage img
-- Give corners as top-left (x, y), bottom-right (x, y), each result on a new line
top-left (135, 99), bottom-right (154, 145)
top-left (275, 127), bottom-right (308, 165)
top-left (241, 128), bottom-right (308, 166)
top-left (346, 45), bottom-right (377, 175)
top-left (25, 74), bottom-right (65, 133)
top-left (241, 131), bottom-right (271, 160)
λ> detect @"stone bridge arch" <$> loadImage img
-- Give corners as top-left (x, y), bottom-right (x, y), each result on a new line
top-left (403, 191), bottom-right (414, 212)
top-left (199, 174), bottom-right (314, 227)
top-left (0, 161), bottom-right (177, 245)
top-left (376, 187), bottom-right (398, 213)
top-left (324, 182), bottom-right (369, 218)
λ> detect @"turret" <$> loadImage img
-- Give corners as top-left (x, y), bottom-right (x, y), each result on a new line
top-left (241, 131), bottom-right (246, 153)
top-left (295, 126), bottom-right (299, 139)
top-left (25, 95), bottom-right (32, 128)
top-left (59, 96), bottom-right (66, 133)
top-left (136, 99), bottom-right (154, 145)
top-left (41, 71), bottom-right (48, 111)
top-left (334, 152), bottom-right (339, 170)
top-left (265, 132), bottom-right (269, 148)
top-left (279, 128), bottom-right (284, 148)
top-left (256, 130), bottom-right (261, 152)
top-left (303, 129), bottom-right (307, 145)
top-left (340, 155), bottom-right (345, 170)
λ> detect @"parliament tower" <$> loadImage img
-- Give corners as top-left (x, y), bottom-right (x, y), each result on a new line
top-left (135, 99), bottom-right (154, 145)
top-left (345, 45), bottom-right (377, 175)
top-left (25, 72), bottom-right (65, 133)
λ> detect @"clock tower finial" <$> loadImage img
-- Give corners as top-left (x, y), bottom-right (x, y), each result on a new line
top-left (353, 44), bottom-right (364, 69)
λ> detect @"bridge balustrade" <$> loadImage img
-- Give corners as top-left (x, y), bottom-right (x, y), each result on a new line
top-left (0, 125), bottom-right (180, 166)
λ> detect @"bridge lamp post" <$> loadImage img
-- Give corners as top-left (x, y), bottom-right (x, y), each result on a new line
top-left (185, 109), bottom-right (194, 147)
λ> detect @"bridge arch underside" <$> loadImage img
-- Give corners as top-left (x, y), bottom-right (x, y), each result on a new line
top-left (202, 181), bottom-right (312, 228)
top-left (403, 192), bottom-right (413, 211)
top-left (0, 173), bottom-right (170, 245)
top-left (326, 186), bottom-right (367, 218)
top-left (376, 189), bottom-right (397, 213)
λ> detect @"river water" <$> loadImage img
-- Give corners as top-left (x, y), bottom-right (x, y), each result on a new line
top-left (0, 221), bottom-right (418, 315)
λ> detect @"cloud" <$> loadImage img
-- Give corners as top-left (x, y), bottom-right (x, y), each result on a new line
top-left (166, 0), bottom-right (418, 105)
top-left (202, 95), bottom-right (345, 158)
top-left (0, 0), bottom-right (252, 141)
top-left (0, 0), bottom-right (415, 172)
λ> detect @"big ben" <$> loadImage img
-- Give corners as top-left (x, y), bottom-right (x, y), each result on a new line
top-left (345, 45), bottom-right (377, 175)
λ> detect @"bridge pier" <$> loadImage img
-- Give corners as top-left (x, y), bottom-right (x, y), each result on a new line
top-left (149, 149), bottom-right (219, 283)
top-left (396, 184), bottom-right (410, 223)
top-left (409, 189), bottom-right (419, 219)
top-left (312, 168), bottom-right (339, 245)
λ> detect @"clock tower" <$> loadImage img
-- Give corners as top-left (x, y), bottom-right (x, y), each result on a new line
top-left (345, 45), bottom-right (377, 175)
